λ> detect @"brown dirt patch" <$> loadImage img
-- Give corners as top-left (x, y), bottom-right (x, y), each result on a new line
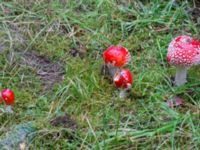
top-left (68, 41), bottom-right (87, 59)
top-left (50, 114), bottom-right (77, 131)
top-left (20, 51), bottom-right (65, 91)
top-left (189, 8), bottom-right (200, 23)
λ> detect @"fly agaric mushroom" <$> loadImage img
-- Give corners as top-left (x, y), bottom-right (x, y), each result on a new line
top-left (103, 46), bottom-right (131, 77)
top-left (0, 89), bottom-right (15, 113)
top-left (167, 35), bottom-right (200, 86)
top-left (113, 69), bottom-right (133, 98)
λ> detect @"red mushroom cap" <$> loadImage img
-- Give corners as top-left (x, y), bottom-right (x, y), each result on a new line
top-left (1, 89), bottom-right (15, 105)
top-left (103, 46), bottom-right (131, 67)
top-left (167, 35), bottom-right (200, 67)
top-left (113, 69), bottom-right (133, 89)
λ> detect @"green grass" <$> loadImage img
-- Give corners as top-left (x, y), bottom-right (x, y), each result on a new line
top-left (0, 0), bottom-right (200, 149)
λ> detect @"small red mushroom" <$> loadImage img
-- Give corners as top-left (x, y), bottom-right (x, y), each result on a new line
top-left (1, 89), bottom-right (15, 105)
top-left (167, 35), bottom-right (200, 86)
top-left (113, 69), bottom-right (133, 98)
top-left (103, 46), bottom-right (131, 67)
top-left (103, 46), bottom-right (131, 77)
top-left (0, 89), bottom-right (15, 113)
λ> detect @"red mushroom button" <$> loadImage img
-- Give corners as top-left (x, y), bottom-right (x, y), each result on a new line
top-left (1, 89), bottom-right (15, 105)
top-left (103, 45), bottom-right (131, 68)
top-left (113, 69), bottom-right (133, 98)
top-left (103, 46), bottom-right (131, 77)
top-left (167, 35), bottom-right (200, 86)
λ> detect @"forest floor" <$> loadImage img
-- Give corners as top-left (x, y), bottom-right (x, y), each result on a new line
top-left (0, 0), bottom-right (199, 149)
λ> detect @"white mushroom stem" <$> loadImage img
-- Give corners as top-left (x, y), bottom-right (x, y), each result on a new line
top-left (119, 89), bottom-right (127, 99)
top-left (5, 105), bottom-right (13, 114)
top-left (119, 84), bottom-right (132, 99)
top-left (119, 88), bottom-right (130, 99)
top-left (175, 66), bottom-right (188, 86)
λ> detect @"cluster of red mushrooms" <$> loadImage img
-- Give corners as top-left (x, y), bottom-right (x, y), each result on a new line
top-left (103, 35), bottom-right (200, 98)
top-left (0, 35), bottom-right (199, 112)
top-left (103, 45), bottom-right (133, 98)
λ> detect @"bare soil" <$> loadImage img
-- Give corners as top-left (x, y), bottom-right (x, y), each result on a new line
top-left (20, 51), bottom-right (65, 91)
top-left (50, 113), bottom-right (77, 131)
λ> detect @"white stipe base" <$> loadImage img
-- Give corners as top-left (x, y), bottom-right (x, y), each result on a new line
top-left (175, 66), bottom-right (188, 86)
top-left (5, 105), bottom-right (14, 114)
top-left (119, 89), bottom-right (127, 99)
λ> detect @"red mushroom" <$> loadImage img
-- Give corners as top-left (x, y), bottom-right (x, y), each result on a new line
top-left (103, 46), bottom-right (131, 77)
top-left (0, 89), bottom-right (15, 113)
top-left (1, 89), bottom-right (15, 105)
top-left (113, 69), bottom-right (133, 98)
top-left (167, 35), bottom-right (200, 86)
